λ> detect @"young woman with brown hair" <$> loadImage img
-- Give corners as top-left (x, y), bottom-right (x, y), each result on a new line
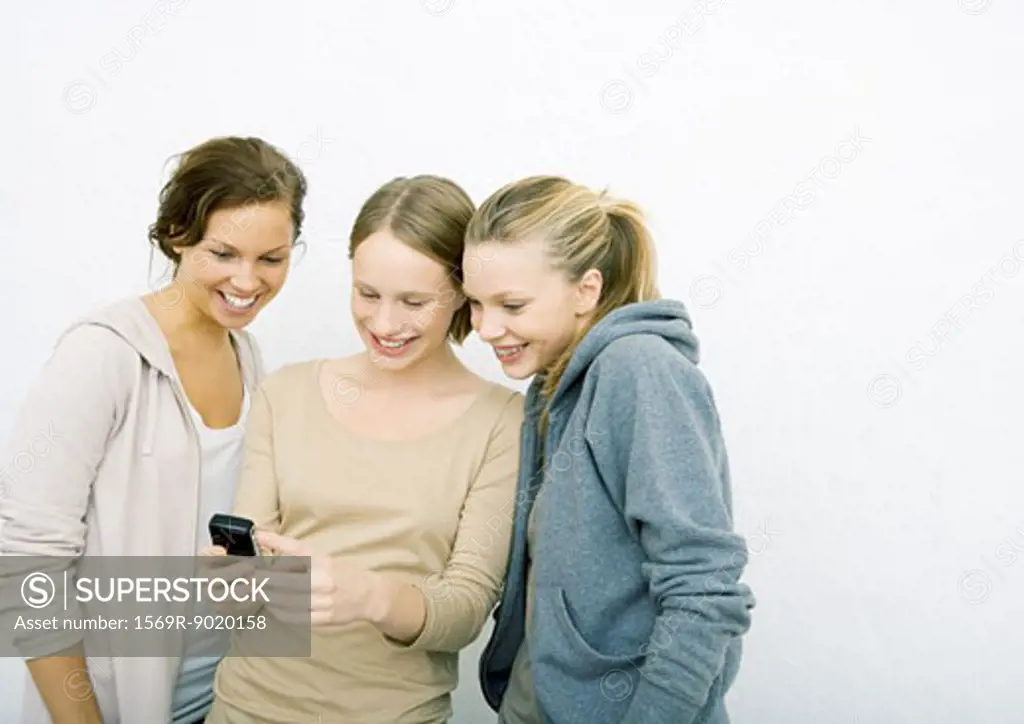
top-left (0, 135), bottom-right (307, 724)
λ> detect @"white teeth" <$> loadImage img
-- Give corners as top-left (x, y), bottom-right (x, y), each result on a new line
top-left (222, 292), bottom-right (256, 309)
top-left (496, 345), bottom-right (525, 359)
top-left (378, 337), bottom-right (412, 348)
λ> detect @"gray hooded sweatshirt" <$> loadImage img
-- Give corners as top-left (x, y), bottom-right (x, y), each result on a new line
top-left (479, 299), bottom-right (755, 724)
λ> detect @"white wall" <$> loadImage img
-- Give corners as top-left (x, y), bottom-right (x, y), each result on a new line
top-left (2, 1), bottom-right (1023, 722)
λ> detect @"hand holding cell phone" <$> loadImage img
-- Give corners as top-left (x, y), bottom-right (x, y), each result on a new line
top-left (200, 513), bottom-right (264, 614)
top-left (208, 513), bottom-right (262, 556)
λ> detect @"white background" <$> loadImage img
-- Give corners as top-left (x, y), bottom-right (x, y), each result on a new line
top-left (2, 1), bottom-right (1023, 722)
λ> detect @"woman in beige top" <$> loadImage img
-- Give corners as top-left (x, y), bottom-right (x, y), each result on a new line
top-left (205, 175), bottom-right (524, 724)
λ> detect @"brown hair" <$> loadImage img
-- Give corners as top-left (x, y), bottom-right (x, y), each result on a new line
top-left (349, 175), bottom-right (476, 344)
top-left (465, 175), bottom-right (659, 398)
top-left (148, 136), bottom-right (308, 266)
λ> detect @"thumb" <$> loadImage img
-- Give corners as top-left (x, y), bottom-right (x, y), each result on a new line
top-left (255, 530), bottom-right (312, 557)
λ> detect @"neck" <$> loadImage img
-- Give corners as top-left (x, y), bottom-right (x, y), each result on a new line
top-left (361, 343), bottom-right (464, 389)
top-left (148, 286), bottom-right (229, 351)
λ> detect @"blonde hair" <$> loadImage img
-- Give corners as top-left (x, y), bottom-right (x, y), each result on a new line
top-left (465, 175), bottom-right (660, 399)
top-left (349, 175), bottom-right (475, 343)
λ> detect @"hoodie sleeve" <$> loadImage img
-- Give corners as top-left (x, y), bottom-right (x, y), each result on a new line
top-left (0, 325), bottom-right (134, 657)
top-left (586, 336), bottom-right (754, 724)
top-left (0, 325), bottom-right (133, 556)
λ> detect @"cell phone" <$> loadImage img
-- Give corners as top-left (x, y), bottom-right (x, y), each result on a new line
top-left (208, 513), bottom-right (261, 557)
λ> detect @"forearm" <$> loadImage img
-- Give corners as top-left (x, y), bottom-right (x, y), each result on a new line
top-left (365, 570), bottom-right (495, 652)
top-left (26, 646), bottom-right (104, 724)
top-left (365, 575), bottom-right (427, 645)
top-left (623, 590), bottom-right (751, 723)
top-left (621, 615), bottom-right (713, 724)
top-left (359, 395), bottom-right (519, 650)
top-left (378, 572), bottom-right (495, 652)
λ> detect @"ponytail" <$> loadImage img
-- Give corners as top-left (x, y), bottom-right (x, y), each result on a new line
top-left (601, 196), bottom-right (660, 306)
top-left (539, 192), bottom-right (660, 401)
top-left (463, 175), bottom-right (660, 403)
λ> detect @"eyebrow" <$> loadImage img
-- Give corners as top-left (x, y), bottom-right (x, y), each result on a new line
top-left (355, 281), bottom-right (437, 297)
top-left (208, 239), bottom-right (291, 254)
top-left (466, 290), bottom-right (530, 301)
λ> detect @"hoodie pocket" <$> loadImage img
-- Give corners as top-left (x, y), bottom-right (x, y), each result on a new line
top-left (552, 587), bottom-right (642, 676)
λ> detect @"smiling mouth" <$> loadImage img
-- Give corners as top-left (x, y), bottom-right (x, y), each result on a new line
top-left (370, 332), bottom-right (420, 352)
top-left (218, 290), bottom-right (259, 311)
top-left (494, 344), bottom-right (528, 361)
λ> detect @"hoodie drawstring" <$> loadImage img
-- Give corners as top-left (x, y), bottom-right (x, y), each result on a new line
top-left (141, 366), bottom-right (160, 457)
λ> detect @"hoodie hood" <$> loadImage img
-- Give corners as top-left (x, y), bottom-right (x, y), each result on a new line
top-left (61, 296), bottom-right (262, 381)
top-left (57, 296), bottom-right (263, 456)
top-left (62, 297), bottom-right (181, 377)
top-left (536, 299), bottom-right (700, 412)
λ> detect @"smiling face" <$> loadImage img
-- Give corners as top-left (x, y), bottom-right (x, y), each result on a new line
top-left (172, 200), bottom-right (295, 330)
top-left (462, 237), bottom-right (601, 379)
top-left (351, 229), bottom-right (463, 371)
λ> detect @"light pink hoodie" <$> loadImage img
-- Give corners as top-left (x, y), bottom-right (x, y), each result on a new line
top-left (0, 296), bottom-right (263, 723)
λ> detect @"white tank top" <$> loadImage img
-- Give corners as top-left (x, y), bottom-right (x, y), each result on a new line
top-left (186, 387), bottom-right (251, 551)
top-left (171, 385), bottom-right (250, 724)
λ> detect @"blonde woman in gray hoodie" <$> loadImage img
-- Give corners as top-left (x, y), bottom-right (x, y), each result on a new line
top-left (0, 136), bottom-right (307, 724)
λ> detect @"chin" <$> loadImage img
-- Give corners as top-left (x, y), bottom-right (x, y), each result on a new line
top-left (217, 315), bottom-right (258, 331)
top-left (208, 304), bottom-right (262, 330)
top-left (500, 357), bottom-right (543, 380)
top-left (367, 351), bottom-right (418, 370)
top-left (508, 371), bottom-right (534, 381)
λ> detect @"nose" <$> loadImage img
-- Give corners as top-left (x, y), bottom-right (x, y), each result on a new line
top-left (475, 307), bottom-right (505, 342)
top-left (230, 261), bottom-right (260, 294)
top-left (372, 302), bottom-right (409, 336)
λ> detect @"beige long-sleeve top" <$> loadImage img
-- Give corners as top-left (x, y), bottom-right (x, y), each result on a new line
top-left (210, 360), bottom-right (524, 724)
